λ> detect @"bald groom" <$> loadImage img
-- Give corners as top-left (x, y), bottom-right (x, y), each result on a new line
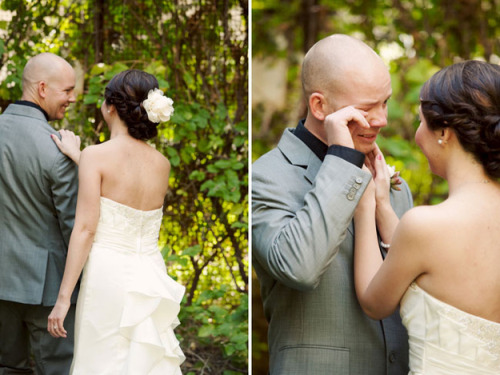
top-left (0, 53), bottom-right (78, 374)
top-left (252, 34), bottom-right (413, 374)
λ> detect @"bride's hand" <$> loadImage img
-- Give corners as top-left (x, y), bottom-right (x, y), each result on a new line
top-left (366, 144), bottom-right (392, 205)
top-left (48, 299), bottom-right (70, 338)
top-left (51, 129), bottom-right (81, 165)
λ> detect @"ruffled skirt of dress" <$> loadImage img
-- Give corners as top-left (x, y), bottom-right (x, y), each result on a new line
top-left (70, 242), bottom-right (185, 374)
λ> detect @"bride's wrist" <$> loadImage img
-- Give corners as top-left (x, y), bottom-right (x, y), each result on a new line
top-left (69, 150), bottom-right (81, 164)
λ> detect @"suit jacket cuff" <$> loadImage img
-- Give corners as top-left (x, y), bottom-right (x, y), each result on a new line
top-left (327, 145), bottom-right (365, 168)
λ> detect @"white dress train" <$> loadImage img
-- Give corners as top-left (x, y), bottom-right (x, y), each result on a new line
top-left (70, 197), bottom-right (185, 374)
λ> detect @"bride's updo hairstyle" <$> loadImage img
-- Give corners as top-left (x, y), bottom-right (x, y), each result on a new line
top-left (104, 69), bottom-right (159, 140)
top-left (420, 60), bottom-right (500, 179)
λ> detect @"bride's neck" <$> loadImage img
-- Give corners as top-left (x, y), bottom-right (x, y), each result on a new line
top-left (438, 140), bottom-right (497, 195)
top-left (108, 120), bottom-right (131, 140)
top-left (446, 160), bottom-right (494, 195)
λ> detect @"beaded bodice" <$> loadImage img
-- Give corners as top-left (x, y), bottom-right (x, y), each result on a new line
top-left (400, 282), bottom-right (500, 374)
top-left (93, 197), bottom-right (163, 253)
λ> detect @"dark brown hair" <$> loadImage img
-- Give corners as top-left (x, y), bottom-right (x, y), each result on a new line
top-left (104, 69), bottom-right (159, 140)
top-left (420, 60), bottom-right (500, 178)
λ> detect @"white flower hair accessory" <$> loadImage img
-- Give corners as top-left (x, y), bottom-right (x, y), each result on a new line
top-left (142, 88), bottom-right (174, 123)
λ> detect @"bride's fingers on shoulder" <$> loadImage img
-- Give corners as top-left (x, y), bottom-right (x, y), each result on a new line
top-left (51, 134), bottom-right (63, 149)
top-left (60, 129), bottom-right (76, 139)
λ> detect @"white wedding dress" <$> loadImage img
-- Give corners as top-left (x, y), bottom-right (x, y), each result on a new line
top-left (400, 282), bottom-right (500, 374)
top-left (70, 197), bottom-right (185, 374)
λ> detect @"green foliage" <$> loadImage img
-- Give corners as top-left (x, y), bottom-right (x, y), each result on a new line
top-left (0, 1), bottom-right (248, 373)
top-left (178, 287), bottom-right (248, 372)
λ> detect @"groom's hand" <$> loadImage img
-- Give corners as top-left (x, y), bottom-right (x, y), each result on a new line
top-left (324, 106), bottom-right (369, 148)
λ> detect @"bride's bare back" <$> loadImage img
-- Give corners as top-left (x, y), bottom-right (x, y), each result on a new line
top-left (413, 184), bottom-right (500, 323)
top-left (89, 136), bottom-right (170, 211)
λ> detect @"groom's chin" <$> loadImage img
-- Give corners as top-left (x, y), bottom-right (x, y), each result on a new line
top-left (355, 143), bottom-right (376, 156)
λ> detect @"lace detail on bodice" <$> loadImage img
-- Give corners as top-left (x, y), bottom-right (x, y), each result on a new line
top-left (401, 282), bottom-right (500, 374)
top-left (439, 298), bottom-right (500, 361)
top-left (93, 197), bottom-right (163, 253)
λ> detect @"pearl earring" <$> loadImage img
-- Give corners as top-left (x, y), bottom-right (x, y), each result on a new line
top-left (438, 139), bottom-right (443, 145)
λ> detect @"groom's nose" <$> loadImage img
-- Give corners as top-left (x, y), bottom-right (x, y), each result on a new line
top-left (368, 105), bottom-right (388, 128)
top-left (69, 90), bottom-right (76, 103)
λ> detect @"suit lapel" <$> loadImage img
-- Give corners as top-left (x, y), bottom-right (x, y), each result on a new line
top-left (278, 128), bottom-right (322, 184)
top-left (278, 127), bottom-right (356, 237)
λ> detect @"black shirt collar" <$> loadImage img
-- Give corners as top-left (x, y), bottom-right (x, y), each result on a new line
top-left (293, 119), bottom-right (328, 161)
top-left (15, 100), bottom-right (50, 121)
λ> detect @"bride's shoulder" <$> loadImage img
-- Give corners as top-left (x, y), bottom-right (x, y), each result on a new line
top-left (153, 150), bottom-right (171, 176)
top-left (77, 143), bottom-right (110, 167)
top-left (397, 204), bottom-right (449, 238)
top-left (80, 143), bottom-right (106, 157)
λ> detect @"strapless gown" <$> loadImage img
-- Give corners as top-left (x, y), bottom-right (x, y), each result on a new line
top-left (400, 282), bottom-right (500, 374)
top-left (70, 197), bottom-right (185, 374)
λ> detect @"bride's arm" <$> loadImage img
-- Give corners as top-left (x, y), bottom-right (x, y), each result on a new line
top-left (353, 177), bottom-right (385, 314)
top-left (365, 145), bottom-right (400, 248)
top-left (51, 129), bottom-right (82, 165)
top-left (354, 192), bottom-right (429, 319)
top-left (48, 147), bottom-right (101, 338)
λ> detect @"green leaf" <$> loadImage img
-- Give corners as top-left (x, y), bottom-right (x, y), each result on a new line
top-left (198, 324), bottom-right (215, 338)
top-left (104, 62), bottom-right (129, 79)
top-left (83, 94), bottom-right (99, 105)
top-left (231, 161), bottom-right (245, 170)
top-left (230, 332), bottom-right (248, 345)
top-left (165, 147), bottom-right (180, 166)
top-left (224, 345), bottom-right (236, 356)
top-left (189, 170), bottom-right (206, 181)
top-left (214, 159), bottom-right (233, 169)
top-left (89, 63), bottom-right (110, 77)
top-left (181, 245), bottom-right (201, 257)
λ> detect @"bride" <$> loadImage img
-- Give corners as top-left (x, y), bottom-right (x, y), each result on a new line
top-left (47, 69), bottom-right (185, 374)
top-left (354, 60), bottom-right (500, 374)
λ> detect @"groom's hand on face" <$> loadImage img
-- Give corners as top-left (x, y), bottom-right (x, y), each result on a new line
top-left (324, 106), bottom-right (369, 149)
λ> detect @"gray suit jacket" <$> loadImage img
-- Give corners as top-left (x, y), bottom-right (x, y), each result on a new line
top-left (0, 103), bottom-right (78, 306)
top-left (252, 128), bottom-right (413, 374)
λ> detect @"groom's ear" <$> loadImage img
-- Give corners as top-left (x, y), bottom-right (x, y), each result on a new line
top-left (309, 92), bottom-right (328, 121)
top-left (38, 81), bottom-right (48, 99)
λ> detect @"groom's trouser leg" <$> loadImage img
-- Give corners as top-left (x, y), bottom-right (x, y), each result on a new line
top-left (26, 304), bottom-right (76, 375)
top-left (0, 300), bottom-right (75, 375)
top-left (0, 300), bottom-right (34, 374)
